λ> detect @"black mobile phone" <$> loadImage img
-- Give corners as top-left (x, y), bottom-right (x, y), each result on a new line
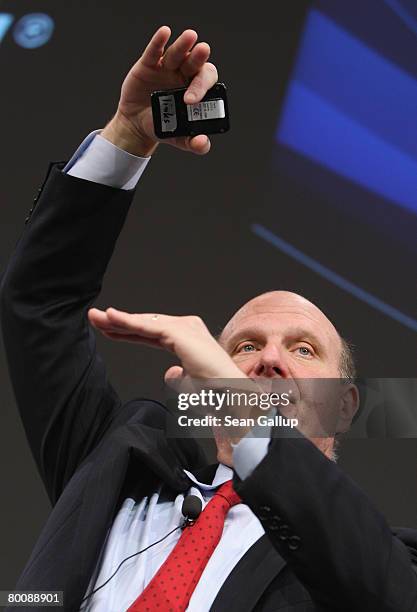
top-left (151, 82), bottom-right (230, 139)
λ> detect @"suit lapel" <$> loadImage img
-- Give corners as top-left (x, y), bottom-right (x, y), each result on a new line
top-left (71, 423), bottom-right (192, 609)
top-left (70, 439), bottom-right (132, 607)
top-left (211, 535), bottom-right (286, 612)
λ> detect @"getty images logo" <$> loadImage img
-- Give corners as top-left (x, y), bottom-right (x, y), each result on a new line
top-left (0, 13), bottom-right (54, 49)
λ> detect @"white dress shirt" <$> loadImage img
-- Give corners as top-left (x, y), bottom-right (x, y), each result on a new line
top-left (79, 464), bottom-right (265, 612)
top-left (65, 133), bottom-right (271, 611)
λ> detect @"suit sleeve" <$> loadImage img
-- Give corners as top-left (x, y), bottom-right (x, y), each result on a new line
top-left (0, 164), bottom-right (135, 504)
top-left (234, 435), bottom-right (417, 611)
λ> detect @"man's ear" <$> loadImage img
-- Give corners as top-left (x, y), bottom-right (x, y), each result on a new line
top-left (336, 383), bottom-right (360, 433)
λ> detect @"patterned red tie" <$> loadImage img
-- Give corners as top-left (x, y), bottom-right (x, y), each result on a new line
top-left (127, 479), bottom-right (242, 612)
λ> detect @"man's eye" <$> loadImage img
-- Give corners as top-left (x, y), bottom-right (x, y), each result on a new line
top-left (236, 343), bottom-right (256, 353)
top-left (297, 346), bottom-right (313, 357)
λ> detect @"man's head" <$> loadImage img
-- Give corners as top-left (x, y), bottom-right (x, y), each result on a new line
top-left (217, 291), bottom-right (359, 461)
top-left (220, 290), bottom-right (355, 380)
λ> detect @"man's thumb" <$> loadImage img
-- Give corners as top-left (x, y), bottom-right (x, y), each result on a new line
top-left (164, 365), bottom-right (184, 386)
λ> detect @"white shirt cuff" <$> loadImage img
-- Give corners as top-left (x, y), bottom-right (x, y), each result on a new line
top-left (232, 429), bottom-right (271, 481)
top-left (64, 130), bottom-right (151, 190)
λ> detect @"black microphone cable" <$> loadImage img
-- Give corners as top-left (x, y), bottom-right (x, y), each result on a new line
top-left (79, 494), bottom-right (203, 606)
top-left (79, 524), bottom-right (181, 605)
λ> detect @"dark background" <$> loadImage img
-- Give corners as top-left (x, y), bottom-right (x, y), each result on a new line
top-left (0, 0), bottom-right (416, 590)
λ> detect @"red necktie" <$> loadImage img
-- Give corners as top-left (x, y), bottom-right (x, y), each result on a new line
top-left (127, 479), bottom-right (242, 612)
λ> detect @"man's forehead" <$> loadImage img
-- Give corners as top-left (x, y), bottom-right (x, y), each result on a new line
top-left (221, 291), bottom-right (339, 345)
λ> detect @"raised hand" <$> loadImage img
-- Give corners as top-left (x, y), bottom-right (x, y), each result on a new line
top-left (88, 307), bottom-right (245, 380)
top-left (88, 306), bottom-right (269, 464)
top-left (101, 26), bottom-right (218, 157)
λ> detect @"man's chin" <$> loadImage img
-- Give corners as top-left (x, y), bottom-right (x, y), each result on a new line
top-left (215, 439), bottom-right (234, 468)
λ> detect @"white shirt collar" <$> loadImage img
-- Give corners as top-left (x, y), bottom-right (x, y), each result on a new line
top-left (183, 463), bottom-right (233, 491)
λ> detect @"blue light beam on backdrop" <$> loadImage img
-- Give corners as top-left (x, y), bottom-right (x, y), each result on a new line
top-left (277, 9), bottom-right (417, 216)
top-left (252, 223), bottom-right (417, 333)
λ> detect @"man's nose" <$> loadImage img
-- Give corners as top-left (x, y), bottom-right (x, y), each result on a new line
top-left (253, 345), bottom-right (290, 378)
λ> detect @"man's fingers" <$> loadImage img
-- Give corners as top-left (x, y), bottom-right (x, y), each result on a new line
top-left (161, 29), bottom-right (198, 70)
top-left (184, 61), bottom-right (218, 104)
top-left (140, 26), bottom-right (172, 68)
top-left (189, 135), bottom-right (211, 154)
top-left (89, 308), bottom-right (136, 335)
top-left (167, 134), bottom-right (211, 155)
top-left (164, 367), bottom-right (202, 397)
top-left (181, 42), bottom-right (211, 76)
top-left (100, 330), bottom-right (163, 348)
top-left (89, 307), bottom-right (162, 337)
top-left (104, 308), bottom-right (165, 337)
top-left (182, 41), bottom-right (211, 69)
top-left (88, 308), bottom-right (109, 329)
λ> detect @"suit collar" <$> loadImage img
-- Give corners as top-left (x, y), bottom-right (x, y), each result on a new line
top-left (185, 462), bottom-right (232, 488)
top-left (71, 427), bottom-right (194, 609)
top-left (211, 534), bottom-right (286, 612)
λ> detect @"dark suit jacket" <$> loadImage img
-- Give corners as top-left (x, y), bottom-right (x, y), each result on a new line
top-left (1, 164), bottom-right (417, 612)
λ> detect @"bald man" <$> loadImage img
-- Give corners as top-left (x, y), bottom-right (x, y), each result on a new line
top-left (89, 290), bottom-right (359, 465)
top-left (2, 27), bottom-right (416, 612)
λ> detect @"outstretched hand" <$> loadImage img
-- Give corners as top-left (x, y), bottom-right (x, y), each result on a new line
top-left (88, 307), bottom-right (245, 380)
top-left (101, 26), bottom-right (218, 156)
top-left (89, 307), bottom-right (268, 463)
